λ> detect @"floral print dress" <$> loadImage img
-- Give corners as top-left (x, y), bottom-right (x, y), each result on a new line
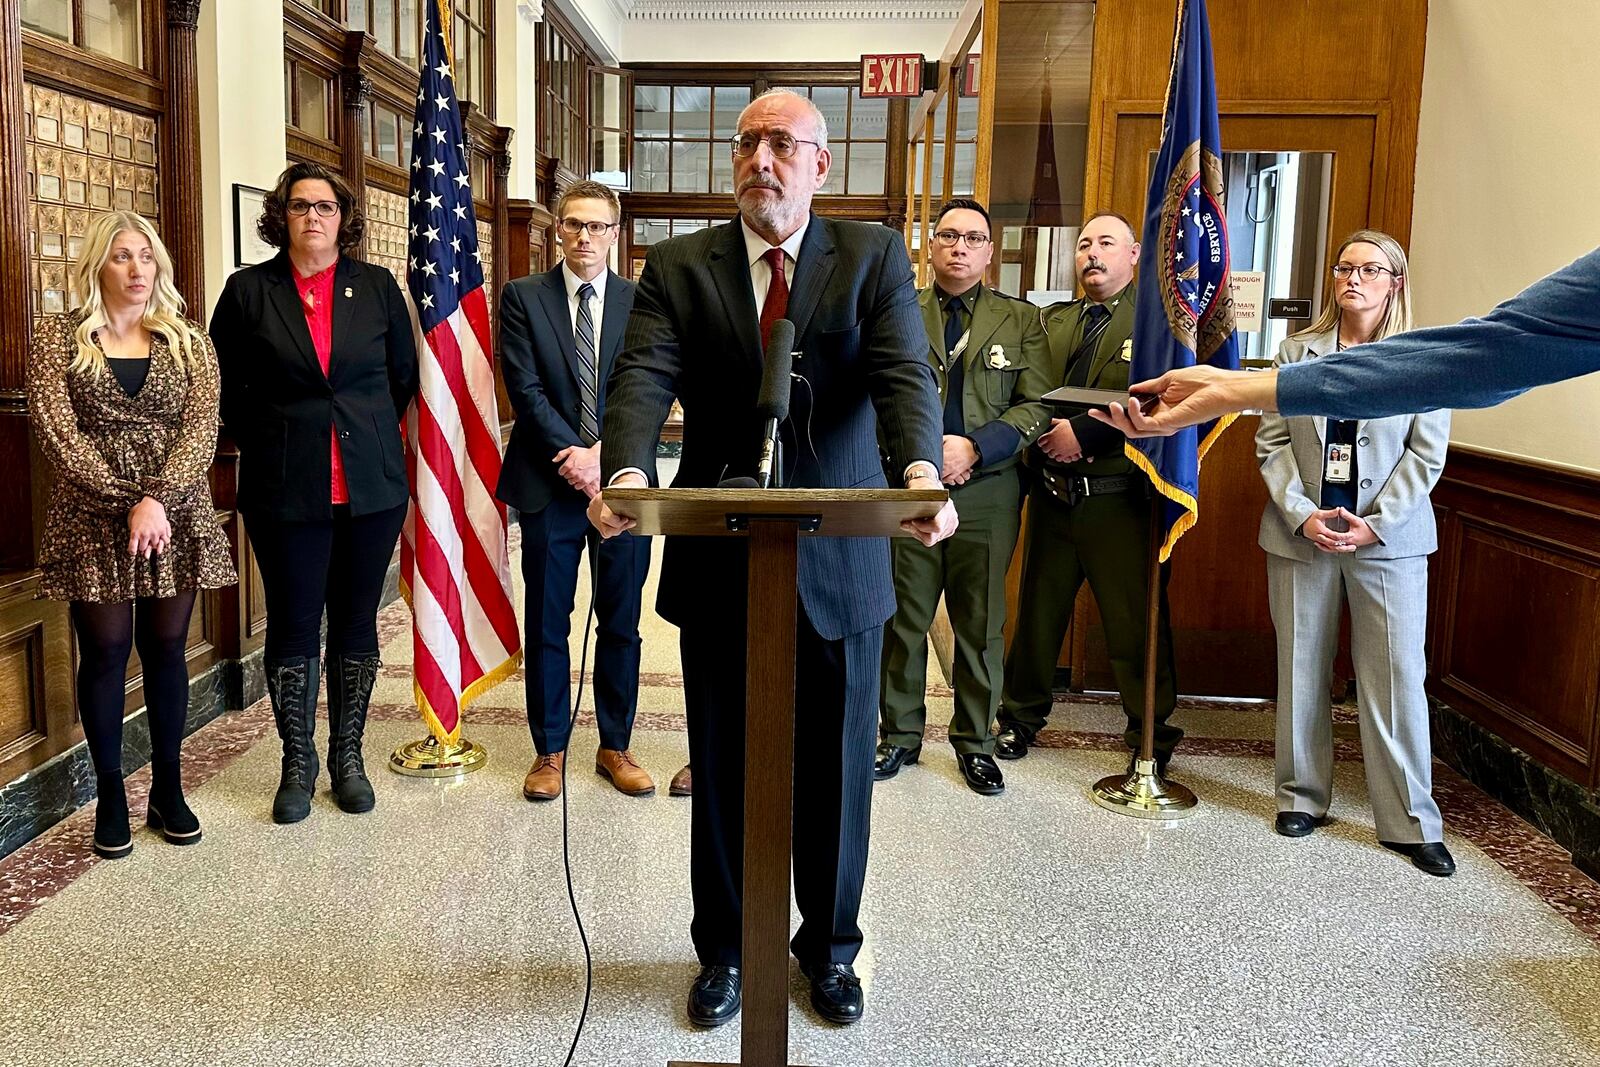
top-left (26, 310), bottom-right (237, 603)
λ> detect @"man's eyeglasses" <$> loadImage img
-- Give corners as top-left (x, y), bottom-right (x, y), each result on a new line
top-left (730, 132), bottom-right (822, 160)
top-left (1331, 263), bottom-right (1397, 281)
top-left (559, 219), bottom-right (620, 237)
top-left (287, 199), bottom-right (339, 218)
top-left (932, 230), bottom-right (992, 249)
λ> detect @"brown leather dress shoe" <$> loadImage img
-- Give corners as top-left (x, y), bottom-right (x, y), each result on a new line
top-left (596, 748), bottom-right (656, 796)
top-left (669, 763), bottom-right (692, 797)
top-left (522, 752), bottom-right (565, 801)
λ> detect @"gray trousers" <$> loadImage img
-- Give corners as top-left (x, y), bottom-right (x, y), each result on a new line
top-left (1266, 551), bottom-right (1443, 844)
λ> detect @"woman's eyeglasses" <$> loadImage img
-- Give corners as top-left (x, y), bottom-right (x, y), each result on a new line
top-left (287, 199), bottom-right (340, 218)
top-left (1331, 263), bottom-right (1397, 281)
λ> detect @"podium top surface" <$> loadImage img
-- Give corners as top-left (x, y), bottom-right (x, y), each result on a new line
top-left (604, 486), bottom-right (947, 537)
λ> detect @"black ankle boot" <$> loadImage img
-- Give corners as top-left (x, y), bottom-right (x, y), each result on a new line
top-left (267, 657), bottom-right (320, 824)
top-left (327, 653), bottom-right (380, 814)
top-left (146, 759), bottom-right (201, 845)
top-left (92, 771), bottom-right (132, 859)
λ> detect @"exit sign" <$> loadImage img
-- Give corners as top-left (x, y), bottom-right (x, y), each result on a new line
top-left (860, 53), bottom-right (925, 97)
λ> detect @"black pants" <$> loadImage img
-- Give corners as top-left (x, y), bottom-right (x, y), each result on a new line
top-left (680, 606), bottom-right (878, 969)
top-left (70, 592), bottom-right (197, 774)
top-left (519, 495), bottom-right (650, 755)
top-left (248, 503), bottom-right (408, 662)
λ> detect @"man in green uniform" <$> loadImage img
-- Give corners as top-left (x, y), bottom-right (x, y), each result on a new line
top-left (996, 210), bottom-right (1181, 772)
top-left (876, 198), bottom-right (1053, 795)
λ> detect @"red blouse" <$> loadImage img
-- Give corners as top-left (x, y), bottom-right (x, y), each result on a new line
top-left (292, 262), bottom-right (350, 505)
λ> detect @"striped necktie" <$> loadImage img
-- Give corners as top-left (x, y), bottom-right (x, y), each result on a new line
top-left (575, 282), bottom-right (600, 445)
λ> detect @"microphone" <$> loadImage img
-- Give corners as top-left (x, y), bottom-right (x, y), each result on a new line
top-left (755, 319), bottom-right (795, 489)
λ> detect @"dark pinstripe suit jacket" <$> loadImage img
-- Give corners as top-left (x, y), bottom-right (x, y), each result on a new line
top-left (600, 214), bottom-right (941, 640)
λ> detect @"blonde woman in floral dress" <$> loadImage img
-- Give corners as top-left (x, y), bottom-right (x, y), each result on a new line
top-left (27, 211), bottom-right (236, 860)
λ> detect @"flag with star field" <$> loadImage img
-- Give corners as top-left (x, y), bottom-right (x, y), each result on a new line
top-left (1127, 0), bottom-right (1241, 562)
top-left (399, 0), bottom-right (521, 744)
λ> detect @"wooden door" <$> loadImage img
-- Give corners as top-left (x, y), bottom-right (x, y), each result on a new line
top-left (1071, 113), bottom-right (1379, 697)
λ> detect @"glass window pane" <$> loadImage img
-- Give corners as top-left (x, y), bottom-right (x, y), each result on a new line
top-left (850, 91), bottom-right (887, 140)
top-left (634, 140), bottom-right (668, 192)
top-left (952, 142), bottom-right (976, 196)
top-left (398, 0), bottom-right (419, 64)
top-left (374, 106), bottom-right (399, 165)
top-left (670, 141), bottom-right (709, 193)
top-left (348, 0), bottom-right (368, 31)
top-left (22, 0), bottom-right (71, 40)
top-left (591, 129), bottom-right (625, 187)
top-left (374, 0), bottom-right (396, 53)
top-left (633, 218), bottom-right (670, 246)
top-left (713, 86), bottom-right (748, 138)
top-left (957, 94), bottom-right (979, 140)
top-left (819, 158), bottom-right (844, 196)
top-left (634, 85), bottom-right (670, 137)
top-left (592, 71), bottom-right (623, 130)
top-left (712, 150), bottom-right (734, 195)
top-left (846, 142), bottom-right (885, 195)
top-left (672, 87), bottom-right (711, 140)
top-left (809, 86), bottom-right (848, 145)
top-left (296, 67), bottom-right (329, 139)
top-left (83, 0), bottom-right (142, 66)
top-left (671, 219), bottom-right (707, 237)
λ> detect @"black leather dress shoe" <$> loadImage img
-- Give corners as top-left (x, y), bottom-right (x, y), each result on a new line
top-left (801, 962), bottom-right (864, 1025)
top-left (686, 965), bottom-right (741, 1027)
top-left (1274, 811), bottom-right (1324, 838)
top-left (994, 725), bottom-right (1032, 761)
top-left (1382, 840), bottom-right (1457, 877)
top-left (957, 752), bottom-right (1005, 796)
top-left (873, 742), bottom-right (920, 781)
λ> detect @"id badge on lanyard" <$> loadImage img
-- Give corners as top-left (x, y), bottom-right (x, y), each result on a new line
top-left (1324, 441), bottom-right (1353, 484)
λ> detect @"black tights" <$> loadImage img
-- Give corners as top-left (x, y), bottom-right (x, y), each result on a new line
top-left (70, 592), bottom-right (197, 776)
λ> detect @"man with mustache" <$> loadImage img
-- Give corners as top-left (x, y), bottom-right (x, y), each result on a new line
top-left (996, 211), bottom-right (1182, 774)
top-left (588, 88), bottom-right (954, 1028)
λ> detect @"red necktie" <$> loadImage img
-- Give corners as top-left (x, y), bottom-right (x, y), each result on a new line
top-left (759, 247), bottom-right (789, 352)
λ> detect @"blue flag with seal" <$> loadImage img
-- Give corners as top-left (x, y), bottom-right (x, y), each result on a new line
top-left (1126, 0), bottom-right (1240, 562)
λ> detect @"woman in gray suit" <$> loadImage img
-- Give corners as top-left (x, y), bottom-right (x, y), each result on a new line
top-left (1255, 229), bottom-right (1454, 877)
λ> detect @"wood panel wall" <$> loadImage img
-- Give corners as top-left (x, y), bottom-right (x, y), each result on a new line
top-left (1428, 449), bottom-right (1600, 788)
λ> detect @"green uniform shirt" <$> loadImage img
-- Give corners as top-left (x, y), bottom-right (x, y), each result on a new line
top-left (1039, 280), bottom-right (1139, 477)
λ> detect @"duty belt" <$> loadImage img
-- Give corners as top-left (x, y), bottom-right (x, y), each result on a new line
top-left (1037, 466), bottom-right (1143, 507)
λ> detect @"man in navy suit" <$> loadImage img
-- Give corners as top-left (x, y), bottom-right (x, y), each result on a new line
top-left (589, 89), bottom-right (957, 1028)
top-left (496, 180), bottom-right (654, 802)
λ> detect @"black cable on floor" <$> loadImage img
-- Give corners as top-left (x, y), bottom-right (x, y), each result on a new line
top-left (560, 547), bottom-right (600, 1067)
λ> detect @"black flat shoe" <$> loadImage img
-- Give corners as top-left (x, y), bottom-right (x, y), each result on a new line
top-left (800, 961), bottom-right (864, 1025)
top-left (957, 752), bottom-right (1005, 796)
top-left (146, 801), bottom-right (203, 846)
top-left (995, 725), bottom-right (1033, 761)
top-left (873, 742), bottom-right (920, 781)
top-left (1382, 840), bottom-right (1457, 877)
top-left (686, 965), bottom-right (741, 1027)
top-left (1275, 811), bottom-right (1324, 838)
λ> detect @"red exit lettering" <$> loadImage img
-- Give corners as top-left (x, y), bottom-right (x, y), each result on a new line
top-left (860, 54), bottom-right (924, 98)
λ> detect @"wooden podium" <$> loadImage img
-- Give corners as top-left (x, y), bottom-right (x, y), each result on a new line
top-left (604, 487), bottom-right (947, 1067)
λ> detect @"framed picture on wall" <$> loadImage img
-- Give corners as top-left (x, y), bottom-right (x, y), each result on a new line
top-left (233, 183), bottom-right (275, 267)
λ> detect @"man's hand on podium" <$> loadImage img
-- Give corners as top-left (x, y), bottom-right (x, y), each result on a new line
top-left (589, 471), bottom-right (645, 538)
top-left (902, 474), bottom-right (959, 547)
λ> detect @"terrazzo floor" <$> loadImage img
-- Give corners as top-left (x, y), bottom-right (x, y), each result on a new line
top-left (5, 500), bottom-right (1600, 1066)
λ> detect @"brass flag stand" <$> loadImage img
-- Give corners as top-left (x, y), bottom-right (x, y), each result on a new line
top-left (390, 734), bottom-right (488, 777)
top-left (1090, 494), bottom-right (1198, 818)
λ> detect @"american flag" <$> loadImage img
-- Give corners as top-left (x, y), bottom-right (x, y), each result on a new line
top-left (399, 0), bottom-right (521, 744)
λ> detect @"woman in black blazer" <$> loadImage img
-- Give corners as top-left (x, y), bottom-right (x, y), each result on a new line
top-left (211, 162), bottom-right (418, 825)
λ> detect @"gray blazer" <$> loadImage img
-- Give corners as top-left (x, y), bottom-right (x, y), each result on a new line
top-left (1255, 328), bottom-right (1450, 562)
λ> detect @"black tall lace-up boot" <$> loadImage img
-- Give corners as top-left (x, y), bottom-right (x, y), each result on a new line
top-left (326, 653), bottom-right (381, 814)
top-left (267, 657), bottom-right (320, 824)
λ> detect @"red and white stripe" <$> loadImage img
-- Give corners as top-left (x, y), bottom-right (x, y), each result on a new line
top-left (401, 286), bottom-right (522, 742)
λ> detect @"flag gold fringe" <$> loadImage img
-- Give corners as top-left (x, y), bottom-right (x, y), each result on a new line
top-left (1122, 409), bottom-right (1239, 563)
top-left (398, 573), bottom-right (524, 746)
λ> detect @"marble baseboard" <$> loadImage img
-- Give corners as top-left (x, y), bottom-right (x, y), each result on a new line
top-left (0, 662), bottom-right (230, 860)
top-left (1431, 697), bottom-right (1600, 878)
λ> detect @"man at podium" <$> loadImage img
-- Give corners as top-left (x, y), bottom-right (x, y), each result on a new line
top-left (589, 88), bottom-right (955, 1028)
